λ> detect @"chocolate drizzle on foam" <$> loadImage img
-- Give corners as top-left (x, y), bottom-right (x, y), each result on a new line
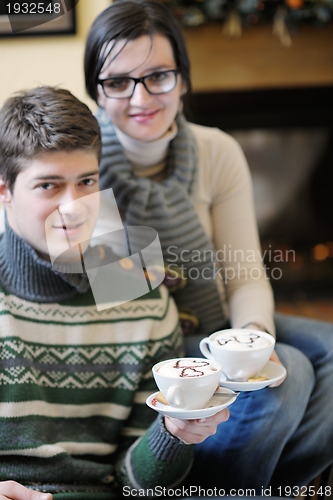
top-left (217, 334), bottom-right (260, 348)
top-left (174, 359), bottom-right (215, 378)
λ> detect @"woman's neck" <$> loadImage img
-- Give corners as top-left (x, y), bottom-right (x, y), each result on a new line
top-left (114, 122), bottom-right (178, 178)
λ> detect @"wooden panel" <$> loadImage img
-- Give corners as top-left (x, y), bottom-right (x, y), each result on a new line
top-left (275, 299), bottom-right (333, 322)
top-left (183, 24), bottom-right (333, 92)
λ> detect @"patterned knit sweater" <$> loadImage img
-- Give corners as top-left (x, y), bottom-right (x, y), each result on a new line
top-left (0, 226), bottom-right (193, 499)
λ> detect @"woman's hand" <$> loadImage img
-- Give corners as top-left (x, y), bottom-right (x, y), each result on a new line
top-left (243, 323), bottom-right (286, 387)
top-left (0, 481), bottom-right (52, 500)
top-left (164, 407), bottom-right (230, 445)
top-left (268, 349), bottom-right (287, 387)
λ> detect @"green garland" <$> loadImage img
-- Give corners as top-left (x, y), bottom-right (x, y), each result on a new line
top-left (162, 0), bottom-right (333, 30)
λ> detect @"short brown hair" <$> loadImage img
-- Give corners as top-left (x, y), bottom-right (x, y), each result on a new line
top-left (0, 86), bottom-right (101, 192)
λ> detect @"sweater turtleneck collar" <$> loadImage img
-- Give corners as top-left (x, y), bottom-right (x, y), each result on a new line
top-left (114, 121), bottom-right (178, 178)
top-left (0, 218), bottom-right (91, 303)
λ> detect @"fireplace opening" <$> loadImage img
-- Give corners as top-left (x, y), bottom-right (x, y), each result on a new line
top-left (186, 86), bottom-right (333, 298)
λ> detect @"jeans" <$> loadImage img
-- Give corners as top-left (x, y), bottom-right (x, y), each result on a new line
top-left (184, 313), bottom-right (333, 494)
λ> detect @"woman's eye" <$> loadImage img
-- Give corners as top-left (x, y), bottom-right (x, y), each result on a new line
top-left (148, 72), bottom-right (167, 82)
top-left (105, 78), bottom-right (130, 90)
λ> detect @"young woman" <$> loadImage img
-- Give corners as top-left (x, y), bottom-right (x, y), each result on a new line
top-left (84, 0), bottom-right (333, 493)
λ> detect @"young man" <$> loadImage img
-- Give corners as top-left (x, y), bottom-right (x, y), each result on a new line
top-left (0, 87), bottom-right (228, 500)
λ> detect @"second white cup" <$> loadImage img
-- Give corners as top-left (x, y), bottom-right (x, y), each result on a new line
top-left (199, 329), bottom-right (275, 381)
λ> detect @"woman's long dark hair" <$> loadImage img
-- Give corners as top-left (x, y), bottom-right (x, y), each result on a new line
top-left (84, 0), bottom-right (191, 103)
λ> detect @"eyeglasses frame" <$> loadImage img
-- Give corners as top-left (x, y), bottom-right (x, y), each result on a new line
top-left (97, 69), bottom-right (180, 99)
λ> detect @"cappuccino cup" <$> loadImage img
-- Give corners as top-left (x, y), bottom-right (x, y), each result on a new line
top-left (152, 357), bottom-right (223, 410)
top-left (199, 329), bottom-right (275, 382)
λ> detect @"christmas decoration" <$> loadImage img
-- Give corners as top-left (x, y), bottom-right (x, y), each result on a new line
top-left (161, 0), bottom-right (333, 45)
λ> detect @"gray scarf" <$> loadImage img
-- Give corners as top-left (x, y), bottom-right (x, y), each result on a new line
top-left (97, 110), bottom-right (227, 336)
top-left (0, 218), bottom-right (91, 303)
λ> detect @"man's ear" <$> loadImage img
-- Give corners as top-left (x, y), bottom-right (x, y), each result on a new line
top-left (0, 178), bottom-right (12, 205)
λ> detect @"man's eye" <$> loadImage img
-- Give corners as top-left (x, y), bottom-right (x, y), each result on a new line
top-left (82, 179), bottom-right (96, 186)
top-left (40, 183), bottom-right (54, 190)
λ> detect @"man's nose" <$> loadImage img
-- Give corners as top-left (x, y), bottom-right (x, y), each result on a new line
top-left (58, 186), bottom-right (85, 217)
top-left (129, 82), bottom-right (154, 106)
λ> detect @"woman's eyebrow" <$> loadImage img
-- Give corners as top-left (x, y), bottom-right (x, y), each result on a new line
top-left (103, 65), bottom-right (174, 78)
top-left (144, 65), bottom-right (175, 73)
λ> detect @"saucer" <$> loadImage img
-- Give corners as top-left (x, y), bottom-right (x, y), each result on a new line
top-left (219, 361), bottom-right (287, 391)
top-left (146, 387), bottom-right (238, 420)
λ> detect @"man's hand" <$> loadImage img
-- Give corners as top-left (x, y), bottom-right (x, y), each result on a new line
top-left (0, 481), bottom-right (52, 500)
top-left (164, 407), bottom-right (230, 445)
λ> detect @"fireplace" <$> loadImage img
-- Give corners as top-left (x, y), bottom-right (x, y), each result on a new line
top-left (185, 86), bottom-right (333, 298)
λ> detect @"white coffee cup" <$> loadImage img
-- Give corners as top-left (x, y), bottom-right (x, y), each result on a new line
top-left (199, 329), bottom-right (275, 382)
top-left (152, 357), bottom-right (223, 410)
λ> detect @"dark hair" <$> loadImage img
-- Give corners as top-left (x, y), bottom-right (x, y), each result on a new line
top-left (84, 0), bottom-right (191, 103)
top-left (0, 86), bottom-right (101, 192)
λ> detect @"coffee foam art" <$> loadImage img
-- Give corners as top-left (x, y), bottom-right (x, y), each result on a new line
top-left (214, 333), bottom-right (272, 351)
top-left (157, 359), bottom-right (218, 378)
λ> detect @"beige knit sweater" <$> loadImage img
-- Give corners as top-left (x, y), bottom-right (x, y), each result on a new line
top-left (95, 121), bottom-right (275, 336)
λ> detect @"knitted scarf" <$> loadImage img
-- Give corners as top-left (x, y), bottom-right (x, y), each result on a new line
top-left (97, 110), bottom-right (227, 336)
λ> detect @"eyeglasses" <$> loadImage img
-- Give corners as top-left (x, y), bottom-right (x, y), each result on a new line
top-left (98, 69), bottom-right (179, 99)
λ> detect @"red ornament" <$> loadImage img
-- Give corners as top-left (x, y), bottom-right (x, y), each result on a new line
top-left (285, 0), bottom-right (304, 9)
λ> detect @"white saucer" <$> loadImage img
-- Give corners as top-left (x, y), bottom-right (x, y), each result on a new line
top-left (146, 387), bottom-right (238, 420)
top-left (219, 361), bottom-right (287, 391)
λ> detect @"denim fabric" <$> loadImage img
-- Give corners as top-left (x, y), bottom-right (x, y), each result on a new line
top-left (184, 313), bottom-right (333, 494)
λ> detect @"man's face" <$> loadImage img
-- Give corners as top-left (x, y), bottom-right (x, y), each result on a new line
top-left (0, 150), bottom-right (100, 263)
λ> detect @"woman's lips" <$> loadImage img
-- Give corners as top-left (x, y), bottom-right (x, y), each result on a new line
top-left (130, 109), bottom-right (160, 123)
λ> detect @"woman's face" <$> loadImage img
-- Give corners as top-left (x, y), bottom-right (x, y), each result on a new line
top-left (97, 34), bottom-right (185, 142)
